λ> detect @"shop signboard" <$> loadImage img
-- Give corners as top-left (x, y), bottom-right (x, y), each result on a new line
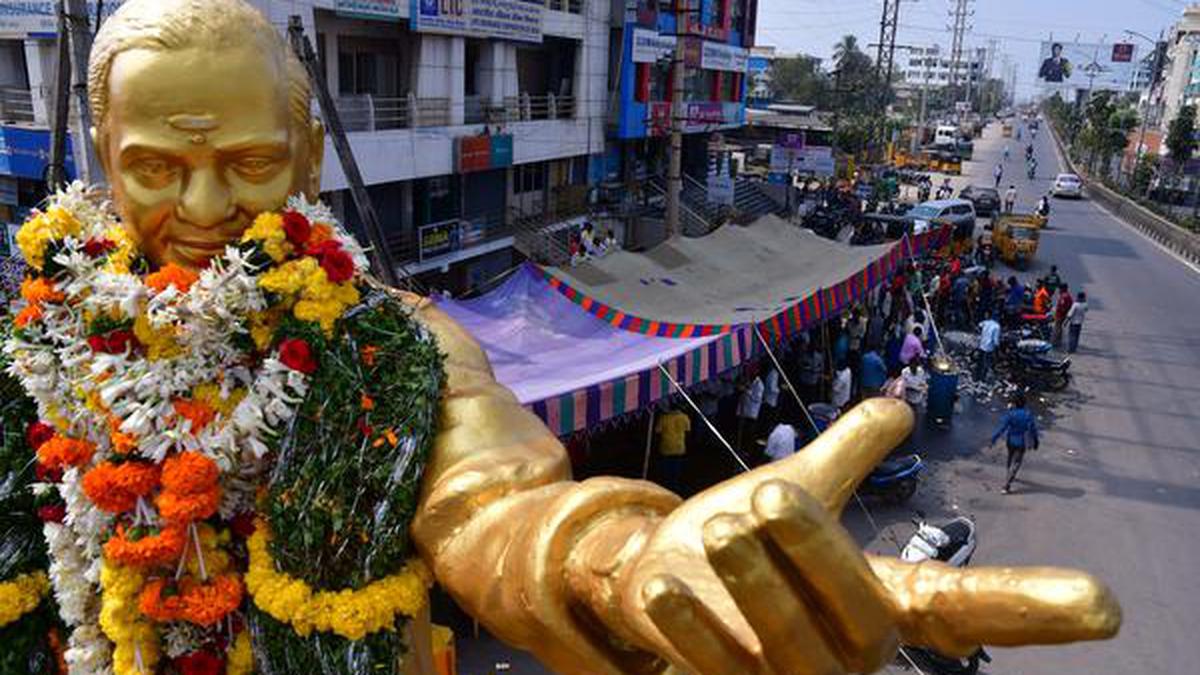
top-left (700, 41), bottom-right (748, 73)
top-left (632, 28), bottom-right (675, 63)
top-left (455, 134), bottom-right (513, 173)
top-left (647, 102), bottom-right (741, 136)
top-left (336, 0), bottom-right (402, 20)
top-left (770, 145), bottom-right (833, 177)
top-left (411, 0), bottom-right (543, 43)
top-left (0, 126), bottom-right (75, 181)
top-left (0, 1), bottom-right (121, 38)
top-left (418, 219), bottom-right (462, 261)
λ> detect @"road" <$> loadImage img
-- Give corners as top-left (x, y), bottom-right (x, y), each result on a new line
top-left (853, 120), bottom-right (1200, 674)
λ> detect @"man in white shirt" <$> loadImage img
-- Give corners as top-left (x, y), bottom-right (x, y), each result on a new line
top-left (901, 362), bottom-right (928, 410)
top-left (831, 365), bottom-right (852, 411)
top-left (977, 315), bottom-right (1001, 381)
top-left (1066, 291), bottom-right (1089, 353)
top-left (764, 423), bottom-right (798, 462)
top-left (762, 367), bottom-right (780, 426)
top-left (736, 374), bottom-right (765, 455)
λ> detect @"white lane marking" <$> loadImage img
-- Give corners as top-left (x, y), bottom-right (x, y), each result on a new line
top-left (1089, 199), bottom-right (1200, 276)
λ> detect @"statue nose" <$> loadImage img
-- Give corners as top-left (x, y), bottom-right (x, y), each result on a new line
top-left (177, 167), bottom-right (236, 229)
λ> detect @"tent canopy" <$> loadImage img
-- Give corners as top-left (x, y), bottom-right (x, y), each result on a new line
top-left (436, 265), bottom-right (719, 406)
top-left (545, 215), bottom-right (892, 327)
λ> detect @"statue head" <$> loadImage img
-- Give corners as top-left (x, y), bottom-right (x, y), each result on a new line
top-left (89, 0), bottom-right (324, 268)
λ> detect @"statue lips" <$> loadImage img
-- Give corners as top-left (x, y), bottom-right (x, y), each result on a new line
top-left (166, 220), bottom-right (248, 267)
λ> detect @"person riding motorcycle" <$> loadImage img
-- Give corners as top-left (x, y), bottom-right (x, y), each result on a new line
top-left (1036, 194), bottom-right (1051, 218)
top-left (1027, 156), bottom-right (1038, 179)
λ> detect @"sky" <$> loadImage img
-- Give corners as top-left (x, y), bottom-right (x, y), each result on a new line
top-left (755, 0), bottom-right (1192, 100)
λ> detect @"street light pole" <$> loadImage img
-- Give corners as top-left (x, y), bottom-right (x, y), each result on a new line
top-left (1127, 29), bottom-right (1165, 189)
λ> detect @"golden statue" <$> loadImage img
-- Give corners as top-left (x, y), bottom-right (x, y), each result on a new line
top-left (81, 1), bottom-right (1119, 672)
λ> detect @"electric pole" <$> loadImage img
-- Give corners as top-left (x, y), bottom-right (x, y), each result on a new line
top-left (65, 0), bottom-right (101, 184)
top-left (947, 0), bottom-right (973, 101)
top-left (874, 0), bottom-right (901, 154)
top-left (47, 0), bottom-right (71, 190)
top-left (666, 36), bottom-right (685, 238)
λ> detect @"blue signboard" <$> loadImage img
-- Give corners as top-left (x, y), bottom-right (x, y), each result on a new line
top-left (0, 126), bottom-right (76, 181)
top-left (489, 134), bottom-right (513, 167)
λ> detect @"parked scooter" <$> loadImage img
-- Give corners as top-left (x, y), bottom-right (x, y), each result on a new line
top-left (900, 515), bottom-right (993, 674)
top-left (998, 333), bottom-right (1071, 390)
top-left (859, 454), bottom-right (924, 504)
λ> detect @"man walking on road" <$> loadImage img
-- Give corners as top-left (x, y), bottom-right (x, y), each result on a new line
top-left (1053, 283), bottom-right (1073, 347)
top-left (1004, 185), bottom-right (1018, 214)
top-left (977, 314), bottom-right (1001, 381)
top-left (1067, 291), bottom-right (1089, 353)
top-left (992, 391), bottom-right (1040, 494)
top-left (994, 163), bottom-right (1004, 188)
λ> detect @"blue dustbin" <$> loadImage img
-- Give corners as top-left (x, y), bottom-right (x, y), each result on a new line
top-left (926, 357), bottom-right (959, 427)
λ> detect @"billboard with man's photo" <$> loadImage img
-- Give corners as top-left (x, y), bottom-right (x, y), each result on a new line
top-left (1037, 41), bottom-right (1139, 94)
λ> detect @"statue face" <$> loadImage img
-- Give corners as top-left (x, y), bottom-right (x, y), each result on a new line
top-left (96, 45), bottom-right (320, 269)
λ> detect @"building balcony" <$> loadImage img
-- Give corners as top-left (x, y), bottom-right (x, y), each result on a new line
top-left (0, 88), bottom-right (36, 126)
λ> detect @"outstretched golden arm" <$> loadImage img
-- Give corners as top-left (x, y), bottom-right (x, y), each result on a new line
top-left (406, 293), bottom-right (1120, 675)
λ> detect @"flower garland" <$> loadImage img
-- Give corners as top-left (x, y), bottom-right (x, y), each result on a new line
top-left (0, 572), bottom-right (50, 627)
top-left (245, 519), bottom-right (431, 641)
top-left (3, 182), bottom-right (440, 673)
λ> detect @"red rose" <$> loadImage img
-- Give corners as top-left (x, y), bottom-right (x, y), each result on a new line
top-left (88, 329), bottom-right (137, 354)
top-left (37, 504), bottom-right (66, 523)
top-left (318, 247), bottom-right (355, 283)
top-left (35, 463), bottom-right (63, 483)
top-left (277, 338), bottom-right (317, 374)
top-left (83, 237), bottom-right (117, 257)
top-left (304, 240), bottom-right (341, 258)
top-left (282, 211), bottom-right (312, 247)
top-left (228, 512), bottom-right (256, 538)
top-left (174, 651), bottom-right (224, 675)
top-left (26, 421), bottom-right (56, 450)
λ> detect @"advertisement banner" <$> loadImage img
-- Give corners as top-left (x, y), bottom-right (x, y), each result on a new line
top-left (455, 134), bottom-right (514, 173)
top-left (411, 0), bottom-right (543, 43)
top-left (632, 28), bottom-right (675, 64)
top-left (418, 219), bottom-right (462, 261)
top-left (648, 102), bottom-right (742, 135)
top-left (0, 1), bottom-right (122, 38)
top-left (1036, 41), bottom-right (1138, 94)
top-left (700, 41), bottom-right (748, 73)
top-left (770, 145), bottom-right (833, 177)
top-left (336, 0), bottom-right (402, 20)
top-left (0, 126), bottom-right (75, 181)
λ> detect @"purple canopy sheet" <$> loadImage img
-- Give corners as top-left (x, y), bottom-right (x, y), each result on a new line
top-left (436, 264), bottom-right (719, 406)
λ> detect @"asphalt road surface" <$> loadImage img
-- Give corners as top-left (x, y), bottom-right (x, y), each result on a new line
top-left (853, 120), bottom-right (1200, 675)
top-left (454, 123), bottom-right (1200, 674)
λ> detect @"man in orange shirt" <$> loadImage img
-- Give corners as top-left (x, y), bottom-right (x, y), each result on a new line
top-left (1032, 281), bottom-right (1051, 315)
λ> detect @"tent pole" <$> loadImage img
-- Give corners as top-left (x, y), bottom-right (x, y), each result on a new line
top-left (753, 325), bottom-right (821, 437)
top-left (642, 409), bottom-right (655, 479)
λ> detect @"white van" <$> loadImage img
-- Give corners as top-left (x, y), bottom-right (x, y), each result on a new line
top-left (934, 125), bottom-right (958, 147)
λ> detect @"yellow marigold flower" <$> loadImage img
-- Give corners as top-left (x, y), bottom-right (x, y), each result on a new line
top-left (102, 225), bottom-right (137, 275)
top-left (193, 382), bottom-right (245, 417)
top-left (242, 211), bottom-right (293, 262)
top-left (16, 205), bottom-right (82, 270)
top-left (0, 572), bottom-right (49, 627)
top-left (227, 631), bottom-right (253, 675)
top-left (133, 314), bottom-right (184, 361)
top-left (99, 560), bottom-right (159, 675)
top-left (245, 519), bottom-right (430, 640)
top-left (259, 258), bottom-right (360, 333)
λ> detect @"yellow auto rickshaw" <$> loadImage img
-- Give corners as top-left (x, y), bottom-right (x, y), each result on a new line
top-left (988, 218), bottom-right (1040, 269)
top-left (994, 212), bottom-right (1048, 230)
top-left (1002, 122), bottom-right (1014, 138)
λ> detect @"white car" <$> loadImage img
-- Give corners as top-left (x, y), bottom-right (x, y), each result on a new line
top-left (1052, 173), bottom-right (1083, 198)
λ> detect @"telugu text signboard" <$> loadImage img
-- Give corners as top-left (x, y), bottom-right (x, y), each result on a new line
top-left (411, 0), bottom-right (543, 43)
top-left (0, 1), bottom-right (122, 38)
top-left (631, 27), bottom-right (675, 63)
top-left (700, 40), bottom-right (748, 73)
top-left (418, 219), bottom-right (462, 261)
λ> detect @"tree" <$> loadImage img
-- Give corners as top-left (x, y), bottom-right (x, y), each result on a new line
top-left (770, 55), bottom-right (829, 105)
top-left (1166, 104), bottom-right (1197, 174)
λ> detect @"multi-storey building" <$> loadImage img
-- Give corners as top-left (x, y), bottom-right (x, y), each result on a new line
top-left (899, 44), bottom-right (986, 90)
top-left (1159, 6), bottom-right (1200, 136)
top-left (0, 0), bottom-right (610, 293)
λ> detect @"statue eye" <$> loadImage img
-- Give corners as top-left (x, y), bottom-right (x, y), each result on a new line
top-left (231, 156), bottom-right (278, 179)
top-left (129, 157), bottom-right (180, 185)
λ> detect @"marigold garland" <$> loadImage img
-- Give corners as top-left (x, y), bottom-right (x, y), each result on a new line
top-left (227, 630), bottom-right (253, 675)
top-left (159, 451), bottom-right (220, 494)
top-left (103, 524), bottom-right (188, 569)
top-left (100, 561), bottom-right (160, 675)
top-left (0, 571), bottom-right (49, 627)
top-left (245, 519), bottom-right (432, 640)
top-left (82, 461), bottom-right (161, 514)
top-left (36, 434), bottom-right (95, 470)
top-left (156, 487), bottom-right (221, 523)
top-left (137, 574), bottom-right (244, 627)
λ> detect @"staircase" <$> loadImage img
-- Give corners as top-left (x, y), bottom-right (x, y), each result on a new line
top-left (644, 179), bottom-right (719, 236)
top-left (512, 209), bottom-right (574, 267)
top-left (733, 179), bottom-right (788, 223)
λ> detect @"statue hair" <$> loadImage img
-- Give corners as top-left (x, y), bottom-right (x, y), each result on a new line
top-left (88, 0), bottom-right (312, 133)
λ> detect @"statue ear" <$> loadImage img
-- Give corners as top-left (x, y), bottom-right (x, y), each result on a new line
top-left (91, 126), bottom-right (110, 177)
top-left (307, 119), bottom-right (325, 197)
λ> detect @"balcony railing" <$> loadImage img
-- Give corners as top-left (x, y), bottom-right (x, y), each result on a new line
top-left (544, 0), bottom-right (583, 13)
top-left (331, 94), bottom-right (452, 132)
top-left (0, 88), bottom-right (36, 125)
top-left (501, 93), bottom-right (577, 122)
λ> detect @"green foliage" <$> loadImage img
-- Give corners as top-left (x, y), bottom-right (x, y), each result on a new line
top-left (770, 55), bottom-right (828, 105)
top-left (257, 292), bottom-right (445, 674)
top-left (1132, 153), bottom-right (1158, 195)
top-left (1166, 104), bottom-right (1198, 172)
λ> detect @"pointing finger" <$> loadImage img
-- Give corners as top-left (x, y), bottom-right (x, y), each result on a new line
top-left (868, 555), bottom-right (1122, 656)
top-left (780, 398), bottom-right (913, 516)
top-left (642, 574), bottom-right (763, 674)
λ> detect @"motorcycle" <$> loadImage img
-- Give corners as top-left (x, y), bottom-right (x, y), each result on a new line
top-left (997, 332), bottom-right (1071, 390)
top-left (859, 454), bottom-right (924, 504)
top-left (900, 515), bottom-right (993, 674)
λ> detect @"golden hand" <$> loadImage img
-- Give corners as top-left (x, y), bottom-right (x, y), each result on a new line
top-left (574, 399), bottom-right (1120, 674)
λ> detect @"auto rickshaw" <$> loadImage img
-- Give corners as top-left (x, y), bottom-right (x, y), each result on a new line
top-left (930, 151), bottom-right (962, 175)
top-left (1002, 122), bottom-right (1014, 138)
top-left (995, 212), bottom-right (1048, 230)
top-left (988, 218), bottom-right (1040, 269)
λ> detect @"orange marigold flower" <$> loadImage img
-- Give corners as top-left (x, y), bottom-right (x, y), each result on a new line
top-left (160, 451), bottom-right (219, 495)
top-left (81, 461), bottom-right (160, 514)
top-left (14, 304), bottom-right (43, 328)
top-left (385, 428), bottom-right (399, 447)
top-left (107, 417), bottom-right (138, 455)
top-left (309, 222), bottom-right (334, 246)
top-left (20, 277), bottom-right (64, 305)
top-left (156, 485), bottom-right (221, 524)
top-left (139, 574), bottom-right (244, 626)
top-left (103, 523), bottom-right (187, 568)
top-left (145, 263), bottom-right (199, 294)
top-left (359, 344), bottom-right (378, 367)
top-left (172, 399), bottom-right (217, 434)
top-left (360, 394), bottom-right (375, 411)
top-left (36, 435), bottom-right (94, 470)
